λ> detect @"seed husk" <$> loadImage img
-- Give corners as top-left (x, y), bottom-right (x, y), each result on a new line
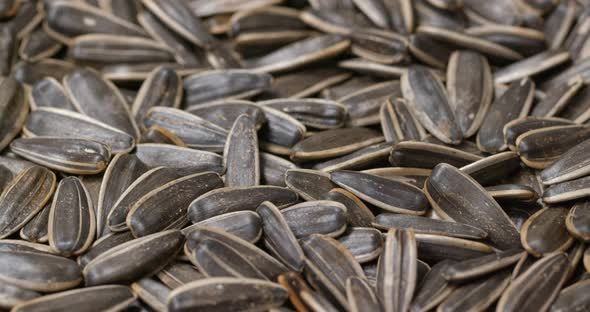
top-left (495, 49), bottom-right (571, 84)
top-left (259, 152), bottom-right (296, 187)
top-left (438, 269), bottom-right (512, 312)
top-left (566, 200), bottom-right (590, 241)
top-left (521, 206), bottom-right (574, 257)
top-left (313, 142), bottom-right (394, 173)
top-left (374, 213), bottom-right (488, 240)
top-left (477, 78), bottom-right (535, 154)
top-left (531, 78), bottom-right (584, 118)
top-left (0, 250), bottom-right (81, 292)
top-left (0, 283), bottom-right (40, 310)
top-left (323, 188), bottom-right (375, 227)
top-left (186, 100), bottom-right (265, 130)
top-left (425, 163), bottom-right (521, 250)
top-left (338, 227), bottom-right (383, 263)
top-left (18, 26), bottom-right (61, 63)
top-left (281, 200), bottom-right (347, 238)
top-left (10, 137), bottom-right (110, 175)
top-left (0, 76), bottom-right (28, 152)
top-left (551, 278), bottom-right (590, 312)
top-left (0, 239), bottom-right (54, 255)
top-left (497, 253), bottom-right (570, 312)
top-left (157, 262), bottom-right (204, 289)
top-left (166, 277), bottom-right (288, 312)
top-left (415, 233), bottom-right (494, 263)
top-left (348, 29), bottom-right (409, 65)
top-left (540, 138), bottom-right (590, 185)
top-left (258, 201), bottom-right (304, 271)
top-left (285, 168), bottom-right (335, 201)
top-left (460, 151), bottom-right (521, 186)
top-left (543, 176), bottom-right (590, 203)
top-left (77, 231), bottom-right (135, 267)
top-left (339, 80), bottom-right (401, 127)
top-left (188, 185), bottom-right (298, 223)
top-left (331, 170), bottom-right (428, 215)
top-left (131, 278), bottom-right (169, 312)
top-left (390, 141), bottom-right (482, 169)
top-left (127, 171), bottom-right (223, 237)
top-left (442, 248), bottom-right (524, 282)
top-left (380, 97), bottom-right (425, 143)
top-left (339, 58), bottom-right (407, 79)
top-left (346, 276), bottom-right (381, 312)
top-left (411, 261), bottom-right (456, 312)
top-left (69, 34), bottom-right (174, 64)
top-left (259, 98), bottom-right (347, 130)
top-left (140, 125), bottom-right (186, 146)
top-left (377, 229), bottom-right (416, 312)
top-left (12, 58), bottom-right (74, 85)
top-left (27, 77), bottom-right (76, 111)
top-left (446, 50), bottom-right (493, 138)
top-left (20, 202), bottom-right (50, 244)
top-left (503, 117), bottom-right (575, 151)
top-left (183, 211), bottom-right (262, 243)
top-left (486, 184), bottom-right (539, 202)
top-left (362, 167), bottom-right (431, 188)
top-left (224, 114), bottom-right (259, 187)
top-left (83, 230), bottom-right (184, 286)
top-left (134, 143), bottom-right (223, 174)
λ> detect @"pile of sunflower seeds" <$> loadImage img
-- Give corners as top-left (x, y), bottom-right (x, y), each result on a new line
top-left (1, 0), bottom-right (590, 311)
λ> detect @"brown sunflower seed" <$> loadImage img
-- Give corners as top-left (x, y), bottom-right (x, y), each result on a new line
top-left (460, 151), bottom-right (521, 186)
top-left (425, 163), bottom-right (521, 249)
top-left (10, 137), bottom-right (110, 175)
top-left (24, 108), bottom-right (135, 154)
top-left (20, 202), bottom-right (50, 243)
top-left (107, 167), bottom-right (180, 232)
top-left (497, 253), bottom-right (570, 312)
top-left (374, 214), bottom-right (488, 240)
top-left (157, 262), bottom-right (204, 289)
top-left (338, 227), bottom-right (383, 263)
top-left (131, 66), bottom-right (182, 130)
top-left (390, 141), bottom-right (483, 169)
top-left (258, 201), bottom-right (305, 271)
top-left (446, 50), bottom-right (493, 138)
top-left (183, 211), bottom-right (262, 243)
top-left (477, 78), bottom-right (534, 153)
top-left (383, 0), bottom-right (414, 33)
top-left (324, 188), bottom-right (375, 227)
top-left (134, 143), bottom-right (223, 174)
top-left (77, 231), bottom-right (135, 267)
top-left (543, 176), bottom-right (590, 203)
top-left (442, 248), bottom-right (524, 282)
top-left (224, 114), bottom-right (259, 187)
top-left (503, 117), bottom-right (575, 151)
top-left (166, 277), bottom-right (288, 312)
top-left (0, 251), bottom-right (81, 292)
top-left (127, 172), bottom-right (223, 237)
top-left (131, 278), bottom-right (169, 312)
top-left (566, 200), bottom-right (590, 241)
top-left (377, 229), bottom-right (416, 312)
top-left (438, 269), bottom-right (512, 312)
top-left (410, 260), bottom-right (455, 312)
top-left (331, 170), bottom-right (429, 215)
top-left (48, 177), bottom-right (95, 256)
top-left (265, 66), bottom-right (351, 99)
top-left (0, 76), bottom-right (27, 152)
top-left (188, 186), bottom-right (298, 223)
top-left (83, 230), bottom-right (183, 286)
top-left (407, 33), bottom-right (455, 69)
top-left (27, 77), bottom-right (76, 111)
top-left (0, 166), bottom-right (55, 239)
top-left (322, 76), bottom-right (380, 101)
top-left (281, 200), bottom-right (347, 238)
top-left (12, 58), bottom-right (75, 86)
top-left (18, 26), bottom-right (61, 62)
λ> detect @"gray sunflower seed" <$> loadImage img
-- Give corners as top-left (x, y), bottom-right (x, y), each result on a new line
top-left (565, 9), bottom-right (590, 61)
top-left (550, 278), bottom-right (590, 312)
top-left (188, 186), bottom-right (298, 223)
top-left (463, 0), bottom-right (522, 26)
top-left (259, 98), bottom-right (347, 130)
top-left (442, 248), bottom-right (524, 282)
top-left (12, 285), bottom-right (135, 312)
top-left (0, 77), bottom-right (27, 152)
top-left (411, 261), bottom-right (455, 312)
top-left (374, 214), bottom-right (488, 240)
top-left (183, 211), bottom-right (262, 243)
top-left (541, 136), bottom-right (590, 185)
top-left (324, 188), bottom-right (375, 227)
top-left (183, 70), bottom-right (272, 107)
top-left (544, 175), bottom-right (590, 203)
top-left (245, 34), bottom-right (350, 73)
top-left (132, 278), bottom-right (170, 312)
top-left (134, 143), bottom-right (223, 174)
top-left (285, 169), bottom-right (335, 200)
top-left (390, 141), bottom-right (483, 169)
top-left (224, 114), bottom-right (259, 187)
top-left (408, 33), bottom-right (455, 69)
top-left (69, 34), bottom-right (174, 64)
top-left (349, 29), bottom-right (409, 65)
top-left (352, 0), bottom-right (389, 28)
top-left (127, 172), bottom-right (223, 237)
top-left (18, 26), bottom-right (61, 62)
top-left (331, 170), bottom-right (429, 215)
top-left (380, 97), bottom-right (426, 142)
top-left (20, 202), bottom-right (50, 243)
top-left (0, 165), bottom-right (12, 193)
top-left (281, 200), bottom-right (347, 238)
top-left (383, 0), bottom-right (414, 33)
top-left (186, 100), bottom-right (265, 130)
top-left (494, 49), bottom-right (571, 84)
top-left (416, 233), bottom-right (494, 263)
top-left (362, 167), bottom-right (432, 188)
top-left (504, 117), bottom-right (575, 151)
top-left (291, 127), bottom-right (383, 161)
top-left (140, 125), bottom-right (186, 146)
top-left (279, 271), bottom-right (336, 312)
top-left (185, 226), bottom-right (287, 280)
top-left (0, 283), bottom-right (40, 310)
top-left (338, 227), bottom-right (383, 263)
top-left (229, 5), bottom-right (308, 37)
top-left (486, 184), bottom-right (538, 202)
top-left (339, 58), bottom-right (407, 79)
top-left (566, 200), bottom-right (590, 241)
top-left (77, 231), bottom-right (135, 267)
top-left (0, 239), bottom-right (54, 254)
top-left (141, 0), bottom-right (215, 48)
top-left (96, 154), bottom-right (148, 237)
top-left (0, 251), bottom-right (81, 292)
top-left (425, 163), bottom-right (521, 249)
top-left (446, 50), bottom-right (493, 137)
top-left (260, 152), bottom-right (296, 187)
top-left (377, 229), bottom-right (416, 312)
top-left (0, 155), bottom-right (34, 177)
top-left (347, 276), bottom-right (380, 312)
top-left (131, 66), bottom-right (182, 130)
top-left (0, 28), bottom-right (16, 76)
top-left (157, 262), bottom-right (204, 289)
top-left (339, 80), bottom-right (402, 127)
top-left (28, 77), bottom-right (76, 111)
top-left (313, 142), bottom-right (394, 173)
top-left (83, 230), bottom-right (183, 286)
top-left (101, 62), bottom-right (200, 82)
top-left (531, 78), bottom-right (584, 118)
top-left (12, 58), bottom-right (74, 86)
top-left (10, 137), bottom-right (110, 175)
top-left (24, 108), bottom-right (135, 154)
top-left (44, 1), bottom-right (146, 43)
top-left (521, 206), bottom-right (574, 257)
top-left (459, 151), bottom-right (522, 186)
top-left (0, 166), bottom-right (55, 239)
top-left (516, 124), bottom-right (590, 169)
top-left (190, 238), bottom-right (267, 280)
top-left (48, 177), bottom-right (95, 256)
top-left (166, 277), bottom-right (288, 312)
top-left (477, 78), bottom-right (534, 154)
top-left (258, 201), bottom-right (304, 271)
top-left (497, 253), bottom-right (570, 312)
top-left (544, 0), bottom-right (576, 49)
top-left (107, 167), bottom-right (180, 232)
top-left (99, 0), bottom-right (141, 24)
top-left (2, 0), bottom-right (41, 40)
top-left (322, 76), bottom-right (380, 101)
top-left (438, 269), bottom-right (512, 312)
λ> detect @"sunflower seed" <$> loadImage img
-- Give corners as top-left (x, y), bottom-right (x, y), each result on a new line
top-left (260, 152), bottom-right (296, 187)
top-left (362, 167), bottom-right (432, 187)
top-left (503, 117), bottom-right (575, 151)
top-left (551, 278), bottom-right (590, 312)
top-left (339, 80), bottom-right (401, 127)
top-left (460, 151), bottom-right (521, 186)
top-left (183, 211), bottom-right (262, 243)
top-left (157, 262), bottom-right (204, 289)
top-left (134, 143), bottom-right (223, 174)
top-left (521, 206), bottom-right (574, 257)
top-left (0, 77), bottom-right (27, 152)
top-left (18, 26), bottom-right (61, 63)
top-left (281, 200), bottom-right (347, 238)
top-left (83, 230), bottom-right (183, 286)
top-left (259, 98), bottom-right (347, 130)
top-left (337, 227), bottom-right (382, 263)
top-left (190, 238), bottom-right (267, 279)
top-left (224, 114), bottom-right (259, 187)
top-left (410, 261), bottom-right (455, 312)
top-left (374, 214), bottom-right (487, 240)
top-left (323, 188), bottom-right (375, 227)
top-left (12, 59), bottom-right (74, 86)
top-left (442, 248), bottom-right (524, 282)
top-left (349, 29), bottom-right (409, 65)
top-left (313, 142), bottom-right (394, 173)
top-left (544, 176), bottom-right (590, 203)
top-left (28, 77), bottom-right (75, 111)
top-left (390, 141), bottom-right (482, 169)
top-left (544, 0), bottom-right (577, 49)
top-left (566, 200), bottom-right (590, 241)
top-left (541, 138), bottom-right (590, 185)
top-left (532, 78), bottom-right (584, 118)
top-left (77, 231), bottom-right (135, 267)
top-left (0, 239), bottom-right (54, 254)
top-left (0, 283), bottom-right (40, 310)
top-left (131, 278), bottom-right (169, 312)
top-left (69, 34), bottom-right (174, 64)
top-left (438, 269), bottom-right (512, 312)
top-left (140, 125), bottom-right (186, 146)
top-left (0, 28), bottom-right (16, 76)
top-left (285, 168), bottom-right (335, 200)
top-left (19, 202), bottom-right (50, 244)
top-left (495, 49), bottom-right (571, 84)
top-left (416, 233), bottom-right (494, 263)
